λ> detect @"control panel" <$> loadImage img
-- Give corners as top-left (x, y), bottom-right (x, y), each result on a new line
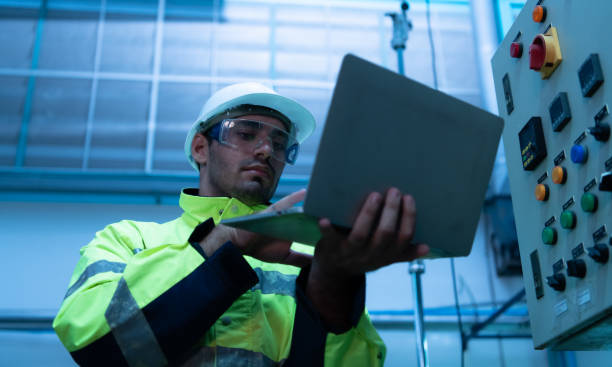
top-left (492, 0), bottom-right (612, 349)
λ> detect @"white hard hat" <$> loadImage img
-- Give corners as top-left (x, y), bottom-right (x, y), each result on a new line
top-left (184, 82), bottom-right (316, 171)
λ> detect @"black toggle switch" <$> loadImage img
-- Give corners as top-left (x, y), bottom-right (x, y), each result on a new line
top-left (546, 273), bottom-right (566, 291)
top-left (587, 244), bottom-right (609, 264)
top-left (588, 122), bottom-right (610, 142)
top-left (600, 172), bottom-right (612, 192)
top-left (566, 259), bottom-right (587, 278)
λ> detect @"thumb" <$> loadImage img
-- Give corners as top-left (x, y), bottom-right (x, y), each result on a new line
top-left (265, 189), bottom-right (306, 213)
top-left (281, 250), bottom-right (313, 268)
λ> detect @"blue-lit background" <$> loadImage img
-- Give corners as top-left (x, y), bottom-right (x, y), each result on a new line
top-left (1, 0), bottom-right (483, 202)
top-left (2, 0), bottom-right (611, 366)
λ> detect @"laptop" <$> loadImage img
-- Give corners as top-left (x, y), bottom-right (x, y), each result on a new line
top-left (221, 54), bottom-right (503, 258)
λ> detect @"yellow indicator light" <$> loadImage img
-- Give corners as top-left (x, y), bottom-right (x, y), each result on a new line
top-left (551, 166), bottom-right (567, 184)
top-left (535, 184), bottom-right (549, 201)
top-left (532, 5), bottom-right (546, 23)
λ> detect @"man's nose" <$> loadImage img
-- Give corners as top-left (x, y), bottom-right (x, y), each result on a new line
top-left (253, 137), bottom-right (273, 157)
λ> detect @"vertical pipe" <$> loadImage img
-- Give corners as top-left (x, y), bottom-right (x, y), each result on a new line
top-left (396, 48), bottom-right (405, 76)
top-left (388, 4), bottom-right (428, 365)
top-left (410, 260), bottom-right (428, 367)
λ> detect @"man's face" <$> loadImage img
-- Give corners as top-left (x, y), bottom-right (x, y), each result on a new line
top-left (201, 114), bottom-right (288, 205)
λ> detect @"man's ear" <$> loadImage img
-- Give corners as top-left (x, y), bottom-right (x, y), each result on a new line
top-left (191, 133), bottom-right (210, 170)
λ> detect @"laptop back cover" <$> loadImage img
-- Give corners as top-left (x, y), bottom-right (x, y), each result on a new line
top-left (304, 54), bottom-right (503, 257)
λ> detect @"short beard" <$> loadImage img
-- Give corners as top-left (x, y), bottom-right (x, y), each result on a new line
top-left (207, 152), bottom-right (278, 206)
top-left (230, 180), bottom-right (274, 206)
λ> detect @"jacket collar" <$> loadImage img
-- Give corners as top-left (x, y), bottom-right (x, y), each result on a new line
top-left (179, 188), bottom-right (268, 226)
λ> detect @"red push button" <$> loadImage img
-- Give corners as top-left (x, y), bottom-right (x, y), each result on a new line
top-left (510, 42), bottom-right (523, 58)
top-left (529, 36), bottom-right (546, 70)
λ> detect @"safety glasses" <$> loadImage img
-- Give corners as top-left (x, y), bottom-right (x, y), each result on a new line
top-left (206, 119), bottom-right (299, 165)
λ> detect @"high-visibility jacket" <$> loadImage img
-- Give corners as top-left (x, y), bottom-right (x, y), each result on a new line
top-left (53, 189), bottom-right (386, 366)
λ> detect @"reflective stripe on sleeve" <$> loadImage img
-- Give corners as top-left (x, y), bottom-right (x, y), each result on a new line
top-left (251, 268), bottom-right (297, 298)
top-left (64, 260), bottom-right (127, 300)
top-left (105, 278), bottom-right (168, 367)
top-left (183, 345), bottom-right (282, 367)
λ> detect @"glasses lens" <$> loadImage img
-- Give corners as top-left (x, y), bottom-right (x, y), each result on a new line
top-left (219, 119), bottom-right (298, 164)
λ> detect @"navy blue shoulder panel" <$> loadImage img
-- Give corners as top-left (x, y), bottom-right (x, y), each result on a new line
top-left (70, 332), bottom-right (129, 367)
top-left (286, 266), bottom-right (366, 366)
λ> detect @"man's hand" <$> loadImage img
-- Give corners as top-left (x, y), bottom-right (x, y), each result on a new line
top-left (313, 187), bottom-right (429, 278)
top-left (199, 189), bottom-right (312, 268)
top-left (306, 188), bottom-right (429, 331)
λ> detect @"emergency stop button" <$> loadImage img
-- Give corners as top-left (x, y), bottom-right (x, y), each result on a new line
top-left (529, 40), bottom-right (546, 70)
top-left (529, 27), bottom-right (562, 79)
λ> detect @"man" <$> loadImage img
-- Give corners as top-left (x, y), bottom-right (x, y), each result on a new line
top-left (53, 82), bottom-right (429, 366)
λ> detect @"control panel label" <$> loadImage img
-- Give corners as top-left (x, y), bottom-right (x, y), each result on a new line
top-left (574, 132), bottom-right (587, 145)
top-left (530, 250), bottom-right (544, 300)
top-left (554, 151), bottom-right (566, 166)
top-left (538, 172), bottom-right (548, 184)
top-left (553, 259), bottom-right (565, 274)
top-left (584, 178), bottom-right (597, 192)
top-left (593, 225), bottom-right (607, 242)
top-left (554, 299), bottom-right (568, 317)
top-left (594, 105), bottom-right (609, 123)
top-left (545, 216), bottom-right (556, 227)
top-left (502, 74), bottom-right (514, 115)
top-left (577, 289), bottom-right (591, 306)
top-left (572, 243), bottom-right (585, 259)
top-left (606, 156), bottom-right (612, 171)
top-left (562, 197), bottom-right (575, 210)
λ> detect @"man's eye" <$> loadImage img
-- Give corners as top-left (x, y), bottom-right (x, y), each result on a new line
top-left (273, 141), bottom-right (287, 151)
top-left (236, 132), bottom-right (256, 141)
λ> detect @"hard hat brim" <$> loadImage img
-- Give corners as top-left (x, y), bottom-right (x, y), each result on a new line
top-left (185, 90), bottom-right (316, 171)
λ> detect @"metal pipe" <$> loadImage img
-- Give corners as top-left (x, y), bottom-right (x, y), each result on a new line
top-left (386, 3), bottom-right (429, 366)
top-left (409, 260), bottom-right (429, 367)
top-left (397, 49), bottom-right (405, 76)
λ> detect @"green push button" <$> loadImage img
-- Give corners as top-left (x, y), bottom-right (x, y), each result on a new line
top-left (560, 210), bottom-right (576, 229)
top-left (542, 227), bottom-right (557, 245)
top-left (581, 192), bottom-right (598, 212)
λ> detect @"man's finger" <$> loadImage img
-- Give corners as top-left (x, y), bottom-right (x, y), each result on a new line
top-left (318, 218), bottom-right (342, 245)
top-left (398, 195), bottom-right (417, 245)
top-left (265, 189), bottom-right (306, 212)
top-left (348, 192), bottom-right (383, 247)
top-left (397, 243), bottom-right (430, 262)
top-left (282, 250), bottom-right (313, 268)
top-left (372, 188), bottom-right (401, 246)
